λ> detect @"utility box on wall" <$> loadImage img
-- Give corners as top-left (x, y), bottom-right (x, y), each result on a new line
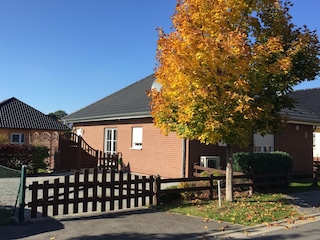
top-left (200, 156), bottom-right (220, 169)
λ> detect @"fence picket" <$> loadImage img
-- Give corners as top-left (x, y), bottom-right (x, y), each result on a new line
top-left (127, 173), bottom-right (132, 208)
top-left (29, 181), bottom-right (38, 218)
top-left (110, 169), bottom-right (115, 211)
top-left (42, 181), bottom-right (49, 217)
top-left (142, 176), bottom-right (146, 206)
top-left (101, 169), bottom-right (107, 212)
top-left (53, 179), bottom-right (59, 216)
top-left (83, 169), bottom-right (89, 213)
top-left (73, 171), bottom-right (80, 214)
top-left (134, 175), bottom-right (139, 207)
top-left (118, 171), bottom-right (123, 210)
top-left (63, 175), bottom-right (70, 215)
top-left (149, 176), bottom-right (154, 205)
top-left (92, 168), bottom-right (98, 212)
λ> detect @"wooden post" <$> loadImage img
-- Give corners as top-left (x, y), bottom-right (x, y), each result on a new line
top-left (110, 169), bottom-right (115, 211)
top-left (118, 171), bottom-right (123, 210)
top-left (149, 175), bottom-right (154, 205)
top-left (53, 179), bottom-right (59, 216)
top-left (153, 175), bottom-right (161, 206)
top-left (29, 181), bottom-right (39, 218)
top-left (73, 171), bottom-right (80, 214)
top-left (42, 181), bottom-right (49, 217)
top-left (250, 171), bottom-right (255, 193)
top-left (63, 175), bottom-right (70, 214)
top-left (142, 176), bottom-right (146, 206)
top-left (127, 173), bottom-right (132, 208)
top-left (209, 174), bottom-right (214, 200)
top-left (92, 168), bottom-right (98, 212)
top-left (101, 169), bottom-right (107, 212)
top-left (83, 169), bottom-right (89, 213)
top-left (313, 168), bottom-right (318, 186)
top-left (134, 175), bottom-right (139, 207)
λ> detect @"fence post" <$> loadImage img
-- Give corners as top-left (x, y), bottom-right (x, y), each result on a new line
top-left (18, 165), bottom-right (27, 223)
top-left (153, 175), bottom-right (161, 206)
top-left (209, 174), bottom-right (214, 200)
top-left (313, 168), bottom-right (318, 186)
top-left (250, 171), bottom-right (255, 193)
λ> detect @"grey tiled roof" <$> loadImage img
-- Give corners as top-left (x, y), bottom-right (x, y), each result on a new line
top-left (63, 75), bottom-right (155, 123)
top-left (288, 88), bottom-right (320, 117)
top-left (63, 74), bottom-right (320, 125)
top-left (0, 97), bottom-right (70, 131)
top-left (281, 107), bottom-right (320, 124)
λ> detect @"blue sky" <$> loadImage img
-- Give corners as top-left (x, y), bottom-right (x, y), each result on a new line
top-left (1, 1), bottom-right (319, 115)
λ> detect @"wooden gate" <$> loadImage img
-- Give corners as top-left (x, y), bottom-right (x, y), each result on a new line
top-left (56, 132), bottom-right (98, 170)
top-left (27, 168), bottom-right (154, 218)
top-left (56, 133), bottom-right (120, 171)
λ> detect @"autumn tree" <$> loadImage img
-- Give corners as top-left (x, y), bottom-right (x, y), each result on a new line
top-left (151, 0), bottom-right (320, 201)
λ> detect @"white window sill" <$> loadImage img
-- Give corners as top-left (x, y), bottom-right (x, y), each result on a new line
top-left (130, 147), bottom-right (142, 150)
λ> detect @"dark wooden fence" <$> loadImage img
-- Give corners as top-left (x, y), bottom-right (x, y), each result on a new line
top-left (193, 162), bottom-right (320, 190)
top-left (27, 162), bottom-right (320, 218)
top-left (27, 168), bottom-right (154, 218)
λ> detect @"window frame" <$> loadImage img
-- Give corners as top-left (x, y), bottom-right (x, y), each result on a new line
top-left (104, 128), bottom-right (117, 155)
top-left (10, 133), bottom-right (25, 144)
top-left (131, 126), bottom-right (143, 150)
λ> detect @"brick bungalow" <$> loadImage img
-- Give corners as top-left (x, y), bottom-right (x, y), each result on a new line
top-left (288, 88), bottom-right (320, 161)
top-left (0, 97), bottom-right (70, 169)
top-left (63, 75), bottom-right (320, 178)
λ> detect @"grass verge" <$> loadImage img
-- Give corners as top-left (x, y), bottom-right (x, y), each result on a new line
top-left (288, 182), bottom-right (320, 193)
top-left (154, 193), bottom-right (300, 226)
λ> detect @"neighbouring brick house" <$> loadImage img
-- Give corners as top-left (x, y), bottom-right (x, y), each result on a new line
top-left (0, 97), bottom-right (70, 170)
top-left (63, 75), bottom-right (320, 178)
top-left (288, 88), bottom-right (320, 161)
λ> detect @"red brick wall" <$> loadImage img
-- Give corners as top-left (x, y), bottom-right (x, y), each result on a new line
top-left (73, 120), bottom-right (315, 177)
top-left (0, 129), bottom-right (63, 170)
top-left (275, 123), bottom-right (313, 173)
top-left (73, 118), bottom-right (183, 178)
top-left (188, 141), bottom-right (227, 174)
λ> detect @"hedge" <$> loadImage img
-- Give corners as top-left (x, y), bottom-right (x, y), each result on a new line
top-left (0, 144), bottom-right (50, 174)
top-left (233, 151), bottom-right (293, 174)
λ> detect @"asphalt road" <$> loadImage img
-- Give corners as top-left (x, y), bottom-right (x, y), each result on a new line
top-left (250, 219), bottom-right (320, 240)
top-left (0, 208), bottom-right (243, 240)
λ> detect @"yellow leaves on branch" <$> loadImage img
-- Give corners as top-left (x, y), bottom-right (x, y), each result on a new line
top-left (152, 0), bottom-right (320, 146)
top-left (266, 37), bottom-right (284, 54)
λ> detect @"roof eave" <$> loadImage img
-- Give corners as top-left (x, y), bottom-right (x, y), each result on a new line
top-left (63, 112), bottom-right (152, 124)
top-left (287, 119), bottom-right (320, 126)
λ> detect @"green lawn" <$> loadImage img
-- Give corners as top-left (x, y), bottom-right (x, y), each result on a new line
top-left (154, 182), bottom-right (320, 226)
top-left (288, 182), bottom-right (320, 193)
top-left (1, 181), bottom-right (319, 226)
top-left (155, 193), bottom-right (300, 226)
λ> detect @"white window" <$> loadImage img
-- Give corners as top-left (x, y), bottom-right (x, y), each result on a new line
top-left (104, 128), bottom-right (117, 155)
top-left (253, 133), bottom-right (274, 153)
top-left (11, 133), bottom-right (25, 144)
top-left (131, 127), bottom-right (143, 150)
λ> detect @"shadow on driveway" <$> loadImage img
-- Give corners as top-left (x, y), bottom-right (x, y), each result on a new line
top-left (1, 207), bottom-right (241, 240)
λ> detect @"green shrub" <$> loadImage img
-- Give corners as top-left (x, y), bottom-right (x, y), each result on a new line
top-left (160, 185), bottom-right (181, 203)
top-left (0, 144), bottom-right (50, 174)
top-left (233, 151), bottom-right (293, 174)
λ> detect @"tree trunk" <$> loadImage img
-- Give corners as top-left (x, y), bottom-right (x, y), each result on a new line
top-left (225, 144), bottom-right (234, 202)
